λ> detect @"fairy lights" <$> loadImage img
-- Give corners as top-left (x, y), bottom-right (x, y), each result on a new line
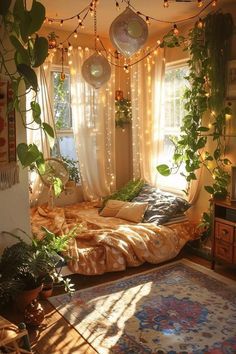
top-left (198, 0), bottom-right (203, 7)
top-left (163, 0), bottom-right (169, 8)
top-left (46, 0), bottom-right (219, 73)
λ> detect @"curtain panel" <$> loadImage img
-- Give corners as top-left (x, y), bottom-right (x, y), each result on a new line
top-left (69, 48), bottom-right (116, 201)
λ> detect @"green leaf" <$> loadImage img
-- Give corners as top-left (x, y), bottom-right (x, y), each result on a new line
top-left (28, 1), bottom-right (46, 35)
top-left (17, 64), bottom-right (38, 91)
top-left (156, 164), bottom-right (171, 176)
top-left (53, 177), bottom-right (63, 197)
top-left (196, 137), bottom-right (206, 149)
top-left (33, 36), bottom-right (48, 67)
top-left (213, 149), bottom-right (220, 160)
top-left (42, 123), bottom-right (54, 139)
top-left (31, 101), bottom-right (41, 124)
top-left (17, 143), bottom-right (42, 167)
top-left (10, 36), bottom-right (30, 66)
top-left (204, 185), bottom-right (214, 194)
top-left (197, 126), bottom-right (209, 132)
top-left (13, 0), bottom-right (25, 19)
top-left (0, 0), bottom-right (11, 16)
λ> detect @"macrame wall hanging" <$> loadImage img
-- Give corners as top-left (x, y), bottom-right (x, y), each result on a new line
top-left (0, 75), bottom-right (19, 190)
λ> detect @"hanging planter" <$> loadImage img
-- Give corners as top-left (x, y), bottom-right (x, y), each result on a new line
top-left (109, 7), bottom-right (148, 58)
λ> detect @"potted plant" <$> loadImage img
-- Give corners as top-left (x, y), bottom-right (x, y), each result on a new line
top-left (62, 156), bottom-right (80, 187)
top-left (0, 227), bottom-right (77, 311)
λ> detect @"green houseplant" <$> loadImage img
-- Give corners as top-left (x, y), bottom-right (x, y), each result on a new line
top-left (62, 156), bottom-right (80, 185)
top-left (156, 12), bottom-right (234, 238)
top-left (0, 0), bottom-right (61, 191)
top-left (0, 227), bottom-right (76, 308)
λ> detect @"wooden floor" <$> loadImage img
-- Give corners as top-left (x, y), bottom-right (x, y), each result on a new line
top-left (2, 252), bottom-right (236, 354)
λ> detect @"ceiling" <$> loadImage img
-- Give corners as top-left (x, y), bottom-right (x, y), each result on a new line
top-left (40, 0), bottom-right (234, 38)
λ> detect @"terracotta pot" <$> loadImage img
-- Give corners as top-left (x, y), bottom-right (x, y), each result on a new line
top-left (40, 283), bottom-right (54, 299)
top-left (16, 284), bottom-right (43, 312)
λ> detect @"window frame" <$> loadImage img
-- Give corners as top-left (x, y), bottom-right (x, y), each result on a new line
top-left (158, 59), bottom-right (189, 196)
top-left (50, 64), bottom-right (74, 141)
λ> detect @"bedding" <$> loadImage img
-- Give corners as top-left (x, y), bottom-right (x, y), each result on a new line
top-left (132, 183), bottom-right (191, 225)
top-left (31, 201), bottom-right (198, 276)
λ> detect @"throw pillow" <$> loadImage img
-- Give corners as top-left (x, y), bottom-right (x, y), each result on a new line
top-left (115, 201), bottom-right (148, 223)
top-left (99, 199), bottom-right (126, 217)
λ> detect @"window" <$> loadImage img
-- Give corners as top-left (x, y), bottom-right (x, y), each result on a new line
top-left (158, 62), bottom-right (189, 193)
top-left (51, 68), bottom-right (77, 161)
top-left (50, 67), bottom-right (81, 184)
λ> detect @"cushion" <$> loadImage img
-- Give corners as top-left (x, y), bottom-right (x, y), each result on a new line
top-left (100, 179), bottom-right (145, 211)
top-left (132, 183), bottom-right (191, 225)
top-left (115, 202), bottom-right (148, 223)
top-left (99, 200), bottom-right (126, 217)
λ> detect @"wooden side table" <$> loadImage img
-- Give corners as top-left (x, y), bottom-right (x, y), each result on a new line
top-left (0, 316), bottom-right (31, 353)
top-left (211, 199), bottom-right (236, 269)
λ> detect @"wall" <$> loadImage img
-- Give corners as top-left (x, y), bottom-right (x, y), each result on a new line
top-left (0, 40), bottom-right (31, 253)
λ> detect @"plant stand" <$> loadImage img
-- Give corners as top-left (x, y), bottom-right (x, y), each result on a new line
top-left (0, 316), bottom-right (32, 353)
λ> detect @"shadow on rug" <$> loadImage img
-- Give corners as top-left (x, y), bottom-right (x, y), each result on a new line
top-left (49, 259), bottom-right (236, 354)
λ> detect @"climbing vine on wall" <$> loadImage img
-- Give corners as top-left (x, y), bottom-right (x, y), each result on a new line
top-left (157, 12), bottom-right (234, 233)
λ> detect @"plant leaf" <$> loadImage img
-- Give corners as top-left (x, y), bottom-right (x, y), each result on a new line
top-left (33, 36), bottom-right (48, 67)
top-left (42, 122), bottom-right (54, 139)
top-left (0, 0), bottom-right (11, 16)
top-left (17, 64), bottom-right (38, 91)
top-left (204, 185), bottom-right (214, 194)
top-left (31, 101), bottom-right (41, 124)
top-left (156, 164), bottom-right (171, 176)
top-left (17, 143), bottom-right (42, 167)
top-left (28, 1), bottom-right (46, 35)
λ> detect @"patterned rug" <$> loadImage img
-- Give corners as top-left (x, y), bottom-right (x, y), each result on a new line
top-left (49, 259), bottom-right (236, 354)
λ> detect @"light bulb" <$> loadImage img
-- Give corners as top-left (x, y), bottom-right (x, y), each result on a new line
top-left (197, 0), bottom-right (203, 7)
top-left (163, 0), bottom-right (169, 8)
top-left (173, 24), bottom-right (179, 35)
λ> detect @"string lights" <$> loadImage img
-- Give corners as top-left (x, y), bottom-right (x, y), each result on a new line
top-left (46, 0), bottom-right (219, 72)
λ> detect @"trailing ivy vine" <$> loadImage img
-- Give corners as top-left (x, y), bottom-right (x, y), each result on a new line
top-left (157, 12), bottom-right (234, 233)
top-left (0, 0), bottom-right (53, 180)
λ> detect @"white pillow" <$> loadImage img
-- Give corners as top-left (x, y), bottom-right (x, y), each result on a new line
top-left (99, 199), bottom-right (126, 217)
top-left (115, 202), bottom-right (148, 223)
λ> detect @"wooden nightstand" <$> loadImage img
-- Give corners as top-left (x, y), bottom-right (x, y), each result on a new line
top-left (212, 199), bottom-right (236, 269)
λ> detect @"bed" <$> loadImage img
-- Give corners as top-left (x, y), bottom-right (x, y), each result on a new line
top-left (31, 183), bottom-right (198, 275)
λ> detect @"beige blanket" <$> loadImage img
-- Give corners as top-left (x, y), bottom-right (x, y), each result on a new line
top-left (31, 203), bottom-right (197, 275)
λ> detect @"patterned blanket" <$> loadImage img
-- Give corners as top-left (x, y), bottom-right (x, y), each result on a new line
top-left (31, 203), bottom-right (197, 275)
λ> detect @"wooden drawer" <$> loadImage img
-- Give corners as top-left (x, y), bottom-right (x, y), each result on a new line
top-left (215, 222), bottom-right (234, 243)
top-left (215, 241), bottom-right (233, 263)
top-left (234, 245), bottom-right (236, 264)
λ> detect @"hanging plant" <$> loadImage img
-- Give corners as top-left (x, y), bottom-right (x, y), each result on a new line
top-left (115, 98), bottom-right (132, 128)
top-left (156, 12), bottom-right (234, 234)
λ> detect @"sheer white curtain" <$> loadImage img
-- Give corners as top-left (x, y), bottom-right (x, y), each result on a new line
top-left (27, 63), bottom-right (55, 205)
top-left (70, 48), bottom-right (116, 201)
top-left (131, 50), bottom-right (202, 204)
top-left (131, 48), bottom-right (165, 186)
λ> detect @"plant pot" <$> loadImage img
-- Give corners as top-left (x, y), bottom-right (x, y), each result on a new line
top-left (40, 283), bottom-right (54, 299)
top-left (15, 284), bottom-right (43, 312)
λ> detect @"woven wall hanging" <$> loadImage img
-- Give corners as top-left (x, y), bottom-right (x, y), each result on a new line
top-left (0, 75), bottom-right (19, 190)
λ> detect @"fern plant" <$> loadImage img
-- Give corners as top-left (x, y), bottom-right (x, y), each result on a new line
top-left (0, 227), bottom-right (78, 305)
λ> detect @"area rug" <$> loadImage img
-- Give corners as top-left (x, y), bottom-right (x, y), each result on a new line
top-left (49, 259), bottom-right (236, 354)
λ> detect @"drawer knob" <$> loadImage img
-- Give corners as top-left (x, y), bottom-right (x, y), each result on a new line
top-left (222, 229), bottom-right (228, 236)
